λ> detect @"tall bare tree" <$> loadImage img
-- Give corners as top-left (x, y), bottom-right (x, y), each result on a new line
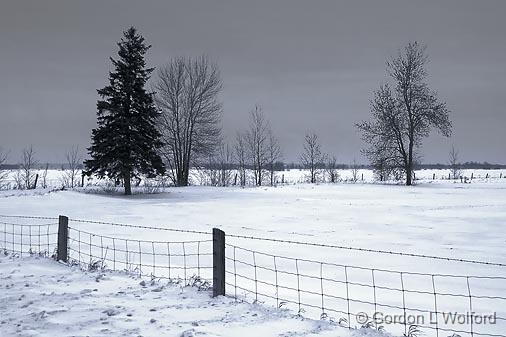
top-left (266, 130), bottom-right (282, 186)
top-left (21, 146), bottom-right (38, 189)
top-left (246, 105), bottom-right (269, 186)
top-left (64, 146), bottom-right (82, 188)
top-left (448, 145), bottom-right (461, 180)
top-left (154, 55), bottom-right (223, 186)
top-left (300, 132), bottom-right (324, 183)
top-left (356, 42), bottom-right (452, 185)
top-left (234, 132), bottom-right (248, 186)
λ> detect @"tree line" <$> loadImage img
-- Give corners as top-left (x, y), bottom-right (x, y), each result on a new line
top-left (0, 28), bottom-right (458, 194)
top-left (0, 145), bottom-right (82, 190)
top-left (84, 27), bottom-right (362, 194)
top-left (82, 29), bottom-right (455, 193)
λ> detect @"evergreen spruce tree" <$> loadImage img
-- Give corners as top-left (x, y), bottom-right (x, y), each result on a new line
top-left (85, 27), bottom-right (164, 195)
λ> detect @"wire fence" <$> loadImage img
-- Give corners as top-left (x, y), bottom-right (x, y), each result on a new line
top-left (0, 219), bottom-right (58, 257)
top-left (1, 214), bottom-right (505, 337)
top-left (66, 226), bottom-right (213, 284)
top-left (0, 216), bottom-right (213, 287)
top-left (224, 242), bottom-right (506, 337)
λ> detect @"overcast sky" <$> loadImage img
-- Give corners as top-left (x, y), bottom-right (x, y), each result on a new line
top-left (1, 0), bottom-right (505, 164)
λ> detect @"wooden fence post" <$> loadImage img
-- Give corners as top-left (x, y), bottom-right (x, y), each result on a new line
top-left (213, 228), bottom-right (225, 297)
top-left (33, 174), bottom-right (39, 190)
top-left (57, 215), bottom-right (69, 262)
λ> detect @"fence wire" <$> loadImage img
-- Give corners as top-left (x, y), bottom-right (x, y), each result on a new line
top-left (66, 225), bottom-right (213, 284)
top-left (225, 243), bottom-right (506, 337)
top-left (0, 216), bottom-right (214, 287)
top-left (0, 218), bottom-right (58, 257)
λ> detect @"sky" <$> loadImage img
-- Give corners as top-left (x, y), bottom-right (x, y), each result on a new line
top-left (1, 0), bottom-right (505, 164)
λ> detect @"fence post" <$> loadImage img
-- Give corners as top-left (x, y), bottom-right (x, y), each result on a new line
top-left (33, 174), bottom-right (39, 189)
top-left (213, 228), bottom-right (225, 297)
top-left (57, 215), bottom-right (69, 262)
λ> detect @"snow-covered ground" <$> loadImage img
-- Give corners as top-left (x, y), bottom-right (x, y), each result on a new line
top-left (1, 168), bottom-right (505, 190)
top-left (0, 253), bottom-right (386, 337)
top-left (1, 177), bottom-right (505, 336)
top-left (1, 178), bottom-right (505, 264)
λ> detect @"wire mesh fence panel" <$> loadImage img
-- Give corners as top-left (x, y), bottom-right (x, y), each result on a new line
top-left (66, 226), bottom-right (213, 285)
top-left (0, 216), bottom-right (58, 257)
top-left (225, 242), bottom-right (506, 337)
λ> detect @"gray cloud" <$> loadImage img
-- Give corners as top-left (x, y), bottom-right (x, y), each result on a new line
top-left (1, 0), bottom-right (505, 164)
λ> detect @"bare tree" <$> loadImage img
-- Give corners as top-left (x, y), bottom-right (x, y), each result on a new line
top-left (300, 132), bottom-right (324, 183)
top-left (20, 146), bottom-right (38, 189)
top-left (325, 155), bottom-right (339, 183)
top-left (62, 146), bottom-right (82, 188)
top-left (356, 42), bottom-right (452, 185)
top-left (448, 145), bottom-right (461, 180)
top-left (350, 159), bottom-right (359, 183)
top-left (0, 148), bottom-right (8, 190)
top-left (246, 105), bottom-right (269, 186)
top-left (266, 130), bottom-right (282, 186)
top-left (154, 55), bottom-right (223, 186)
top-left (14, 169), bottom-right (23, 190)
top-left (234, 132), bottom-right (248, 186)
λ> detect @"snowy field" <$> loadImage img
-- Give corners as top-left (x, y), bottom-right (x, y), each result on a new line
top-left (1, 254), bottom-right (386, 337)
top-left (1, 173), bottom-right (506, 336)
top-left (1, 168), bottom-right (505, 190)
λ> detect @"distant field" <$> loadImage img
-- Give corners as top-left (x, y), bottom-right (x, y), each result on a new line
top-left (1, 168), bottom-right (505, 190)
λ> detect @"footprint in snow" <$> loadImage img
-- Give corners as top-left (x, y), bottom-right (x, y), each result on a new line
top-left (103, 308), bottom-right (121, 316)
top-left (181, 329), bottom-right (196, 337)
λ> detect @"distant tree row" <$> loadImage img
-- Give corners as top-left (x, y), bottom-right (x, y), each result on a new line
top-left (76, 29), bottom-right (456, 193)
top-left (0, 145), bottom-right (83, 190)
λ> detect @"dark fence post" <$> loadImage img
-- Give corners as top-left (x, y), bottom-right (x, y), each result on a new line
top-left (33, 174), bottom-right (39, 190)
top-left (213, 228), bottom-right (225, 297)
top-left (57, 215), bottom-right (69, 262)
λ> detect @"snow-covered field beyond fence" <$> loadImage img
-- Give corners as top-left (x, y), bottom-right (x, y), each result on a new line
top-left (1, 173), bottom-right (506, 337)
